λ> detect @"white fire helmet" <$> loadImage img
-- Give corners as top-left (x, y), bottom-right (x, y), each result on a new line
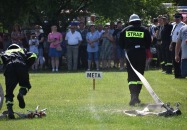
top-left (129, 14), bottom-right (141, 23)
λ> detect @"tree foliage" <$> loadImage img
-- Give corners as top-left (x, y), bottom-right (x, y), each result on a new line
top-left (0, 0), bottom-right (28, 31)
top-left (0, 0), bottom-right (90, 32)
top-left (89, 0), bottom-right (174, 24)
top-left (0, 0), bottom-right (181, 32)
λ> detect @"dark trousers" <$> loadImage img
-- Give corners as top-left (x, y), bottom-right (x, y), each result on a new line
top-left (164, 43), bottom-right (173, 73)
top-left (126, 49), bottom-right (146, 95)
top-left (157, 43), bottom-right (166, 70)
top-left (159, 42), bottom-right (172, 72)
top-left (78, 45), bottom-right (88, 69)
top-left (4, 63), bottom-right (31, 106)
top-left (172, 42), bottom-right (181, 77)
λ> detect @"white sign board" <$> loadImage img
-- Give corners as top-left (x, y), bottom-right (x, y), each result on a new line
top-left (86, 71), bottom-right (102, 79)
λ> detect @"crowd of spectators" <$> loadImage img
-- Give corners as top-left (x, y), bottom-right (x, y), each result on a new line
top-left (149, 13), bottom-right (187, 78)
top-left (0, 14), bottom-right (187, 78)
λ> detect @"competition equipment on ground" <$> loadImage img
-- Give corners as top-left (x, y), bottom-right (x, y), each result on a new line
top-left (0, 84), bottom-right (4, 110)
top-left (0, 105), bottom-right (47, 119)
top-left (124, 53), bottom-right (182, 117)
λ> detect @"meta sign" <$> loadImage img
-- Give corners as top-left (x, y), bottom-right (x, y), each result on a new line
top-left (86, 71), bottom-right (102, 79)
top-left (86, 71), bottom-right (103, 90)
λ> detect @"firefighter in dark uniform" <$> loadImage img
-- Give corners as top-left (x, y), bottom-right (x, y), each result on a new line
top-left (0, 44), bottom-right (37, 119)
top-left (119, 14), bottom-right (151, 106)
top-left (161, 15), bottom-right (173, 74)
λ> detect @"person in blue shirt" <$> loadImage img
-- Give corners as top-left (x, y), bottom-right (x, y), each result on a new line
top-left (86, 24), bottom-right (100, 71)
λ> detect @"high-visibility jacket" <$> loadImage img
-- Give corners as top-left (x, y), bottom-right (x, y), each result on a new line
top-left (0, 44), bottom-right (37, 67)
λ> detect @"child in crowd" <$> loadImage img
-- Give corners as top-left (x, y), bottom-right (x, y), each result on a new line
top-left (29, 33), bottom-right (39, 71)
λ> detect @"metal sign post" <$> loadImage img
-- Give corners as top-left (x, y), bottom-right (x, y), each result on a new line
top-left (86, 71), bottom-right (102, 90)
top-left (93, 79), bottom-right (95, 90)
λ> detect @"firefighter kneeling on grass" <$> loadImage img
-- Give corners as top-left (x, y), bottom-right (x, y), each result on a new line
top-left (0, 44), bottom-right (37, 119)
top-left (119, 14), bottom-right (151, 106)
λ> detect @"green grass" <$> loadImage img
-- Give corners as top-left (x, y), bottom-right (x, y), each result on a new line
top-left (0, 70), bottom-right (187, 130)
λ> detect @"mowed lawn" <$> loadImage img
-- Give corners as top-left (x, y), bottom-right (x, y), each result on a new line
top-left (0, 70), bottom-right (187, 130)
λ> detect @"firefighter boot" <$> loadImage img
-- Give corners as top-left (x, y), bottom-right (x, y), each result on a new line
top-left (166, 65), bottom-right (172, 74)
top-left (17, 93), bottom-right (25, 109)
top-left (161, 64), bottom-right (166, 72)
top-left (7, 105), bottom-right (15, 119)
top-left (129, 84), bottom-right (141, 106)
top-left (129, 94), bottom-right (141, 106)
